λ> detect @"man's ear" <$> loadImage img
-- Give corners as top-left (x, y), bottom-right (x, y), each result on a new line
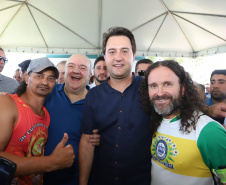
top-left (24, 73), bottom-right (29, 85)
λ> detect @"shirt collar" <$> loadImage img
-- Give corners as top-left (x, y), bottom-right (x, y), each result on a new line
top-left (163, 114), bottom-right (181, 123)
top-left (105, 72), bottom-right (138, 93)
top-left (57, 83), bottom-right (64, 92)
top-left (209, 97), bottom-right (214, 105)
top-left (0, 73), bottom-right (3, 81)
top-left (57, 83), bottom-right (90, 92)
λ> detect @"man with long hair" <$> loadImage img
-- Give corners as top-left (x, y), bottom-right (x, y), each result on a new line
top-left (79, 27), bottom-right (226, 185)
top-left (0, 57), bottom-right (75, 185)
top-left (140, 60), bottom-right (226, 185)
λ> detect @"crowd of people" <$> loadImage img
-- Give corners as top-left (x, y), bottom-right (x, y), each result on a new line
top-left (0, 26), bottom-right (226, 185)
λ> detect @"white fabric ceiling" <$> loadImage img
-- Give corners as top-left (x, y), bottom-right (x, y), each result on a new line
top-left (1, 0), bottom-right (226, 58)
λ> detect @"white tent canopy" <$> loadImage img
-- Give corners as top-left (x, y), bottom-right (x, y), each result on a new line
top-left (1, 0), bottom-right (226, 58)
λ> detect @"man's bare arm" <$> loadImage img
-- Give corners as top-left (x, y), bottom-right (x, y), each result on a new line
top-left (0, 133), bottom-right (75, 176)
top-left (79, 133), bottom-right (95, 185)
top-left (0, 95), bottom-right (75, 176)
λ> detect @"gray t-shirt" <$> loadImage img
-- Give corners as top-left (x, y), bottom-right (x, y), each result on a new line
top-left (0, 73), bottom-right (19, 93)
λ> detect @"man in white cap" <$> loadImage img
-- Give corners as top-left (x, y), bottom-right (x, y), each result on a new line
top-left (0, 57), bottom-right (75, 185)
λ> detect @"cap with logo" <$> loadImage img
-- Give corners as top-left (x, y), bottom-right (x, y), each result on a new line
top-left (27, 57), bottom-right (59, 78)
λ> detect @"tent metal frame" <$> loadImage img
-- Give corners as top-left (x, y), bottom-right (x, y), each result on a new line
top-left (1, 0), bottom-right (226, 58)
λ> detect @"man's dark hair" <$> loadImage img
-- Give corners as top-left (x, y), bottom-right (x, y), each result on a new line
top-left (102, 27), bottom-right (136, 55)
top-left (15, 81), bottom-right (27, 96)
top-left (94, 56), bottom-right (105, 68)
top-left (140, 60), bottom-right (205, 135)
top-left (135, 59), bottom-right (153, 73)
top-left (18, 59), bottom-right (31, 74)
top-left (0, 47), bottom-right (4, 52)
top-left (210, 69), bottom-right (226, 79)
top-left (89, 75), bottom-right (95, 84)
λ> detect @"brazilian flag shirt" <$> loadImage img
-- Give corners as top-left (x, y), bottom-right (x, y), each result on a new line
top-left (151, 112), bottom-right (226, 185)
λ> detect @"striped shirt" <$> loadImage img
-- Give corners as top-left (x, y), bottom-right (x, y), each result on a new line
top-left (0, 73), bottom-right (19, 93)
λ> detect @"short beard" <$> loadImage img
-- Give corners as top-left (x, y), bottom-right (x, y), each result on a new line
top-left (35, 84), bottom-right (50, 96)
top-left (96, 76), bottom-right (107, 84)
top-left (211, 92), bottom-right (226, 102)
top-left (150, 93), bottom-right (182, 116)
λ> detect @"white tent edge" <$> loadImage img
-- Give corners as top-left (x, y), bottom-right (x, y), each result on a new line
top-left (2, 44), bottom-right (226, 58)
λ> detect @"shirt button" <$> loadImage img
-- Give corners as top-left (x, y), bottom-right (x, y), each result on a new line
top-left (115, 161), bottom-right (118, 164)
top-left (122, 94), bottom-right (124, 96)
top-left (116, 144), bottom-right (119, 147)
top-left (120, 110), bottom-right (122, 113)
top-left (118, 126), bottom-right (121, 130)
top-left (115, 177), bottom-right (118, 181)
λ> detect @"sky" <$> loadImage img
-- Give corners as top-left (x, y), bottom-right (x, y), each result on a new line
top-left (182, 54), bottom-right (226, 84)
top-left (2, 52), bottom-right (226, 85)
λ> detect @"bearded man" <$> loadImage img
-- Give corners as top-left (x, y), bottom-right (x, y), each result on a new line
top-left (206, 69), bottom-right (226, 125)
top-left (140, 60), bottom-right (226, 185)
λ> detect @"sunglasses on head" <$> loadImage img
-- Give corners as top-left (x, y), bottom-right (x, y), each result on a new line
top-left (138, 70), bottom-right (145, 77)
top-left (0, 56), bottom-right (8, 63)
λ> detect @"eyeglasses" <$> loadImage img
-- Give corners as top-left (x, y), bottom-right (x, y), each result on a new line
top-left (138, 70), bottom-right (145, 77)
top-left (0, 56), bottom-right (8, 63)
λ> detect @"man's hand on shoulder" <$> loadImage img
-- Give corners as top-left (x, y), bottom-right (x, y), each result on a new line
top-left (89, 129), bottom-right (100, 146)
top-left (206, 102), bottom-right (226, 119)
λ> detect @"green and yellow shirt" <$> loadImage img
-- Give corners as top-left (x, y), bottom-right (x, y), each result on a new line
top-left (151, 112), bottom-right (226, 185)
